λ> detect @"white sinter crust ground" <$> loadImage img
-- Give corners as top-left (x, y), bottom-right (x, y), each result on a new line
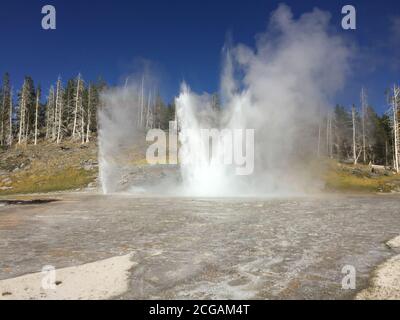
top-left (0, 253), bottom-right (135, 300)
top-left (356, 236), bottom-right (400, 300)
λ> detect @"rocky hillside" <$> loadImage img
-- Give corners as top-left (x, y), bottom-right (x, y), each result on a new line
top-left (1, 141), bottom-right (400, 195)
top-left (323, 160), bottom-right (400, 193)
top-left (0, 141), bottom-right (98, 195)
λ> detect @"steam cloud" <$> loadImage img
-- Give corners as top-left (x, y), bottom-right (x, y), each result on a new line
top-left (98, 4), bottom-right (353, 196)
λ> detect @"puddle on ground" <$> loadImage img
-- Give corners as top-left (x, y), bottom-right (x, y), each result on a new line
top-left (0, 199), bottom-right (59, 206)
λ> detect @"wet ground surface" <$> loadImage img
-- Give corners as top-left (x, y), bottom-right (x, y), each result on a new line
top-left (0, 192), bottom-right (399, 299)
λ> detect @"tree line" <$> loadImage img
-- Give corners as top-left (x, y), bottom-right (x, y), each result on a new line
top-left (321, 86), bottom-right (400, 172)
top-left (1, 72), bottom-right (399, 172)
top-left (0, 73), bottom-right (177, 147)
top-left (0, 73), bottom-right (105, 146)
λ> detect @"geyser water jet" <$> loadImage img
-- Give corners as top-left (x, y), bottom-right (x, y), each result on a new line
top-left (175, 84), bottom-right (255, 196)
top-left (98, 4), bottom-right (352, 196)
top-left (174, 4), bottom-right (352, 196)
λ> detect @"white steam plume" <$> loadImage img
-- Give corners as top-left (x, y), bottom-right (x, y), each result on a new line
top-left (98, 76), bottom-right (156, 194)
top-left (176, 4), bottom-right (352, 196)
top-left (98, 4), bottom-right (353, 196)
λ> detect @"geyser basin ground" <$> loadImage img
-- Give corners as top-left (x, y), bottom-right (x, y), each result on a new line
top-left (0, 193), bottom-right (399, 299)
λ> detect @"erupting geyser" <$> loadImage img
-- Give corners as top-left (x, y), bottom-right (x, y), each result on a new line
top-left (98, 4), bottom-right (352, 196)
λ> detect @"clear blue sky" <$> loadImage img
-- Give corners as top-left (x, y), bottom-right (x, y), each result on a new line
top-left (0, 0), bottom-right (399, 113)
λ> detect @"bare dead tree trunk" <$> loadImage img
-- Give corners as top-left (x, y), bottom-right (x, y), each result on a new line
top-left (57, 101), bottom-right (63, 144)
top-left (85, 85), bottom-right (91, 143)
top-left (45, 86), bottom-right (54, 140)
top-left (56, 78), bottom-right (63, 144)
top-left (24, 111), bottom-right (30, 144)
top-left (45, 102), bottom-right (50, 140)
top-left (352, 105), bottom-right (357, 164)
top-left (81, 93), bottom-right (85, 144)
top-left (146, 91), bottom-right (152, 130)
top-left (72, 74), bottom-right (81, 139)
top-left (8, 89), bottom-right (13, 146)
top-left (52, 83), bottom-right (58, 141)
top-left (18, 81), bottom-right (26, 145)
top-left (0, 91), bottom-right (4, 146)
top-left (361, 88), bottom-right (367, 163)
top-left (34, 89), bottom-right (39, 145)
top-left (393, 85), bottom-right (399, 173)
top-left (139, 76), bottom-right (144, 128)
